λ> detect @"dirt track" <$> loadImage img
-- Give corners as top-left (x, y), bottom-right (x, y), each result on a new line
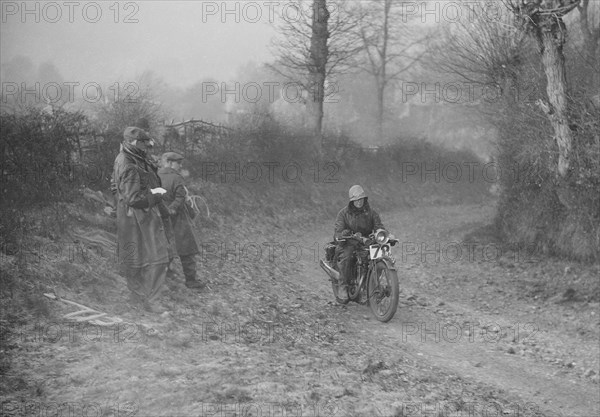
top-left (2, 203), bottom-right (599, 416)
top-left (293, 203), bottom-right (599, 416)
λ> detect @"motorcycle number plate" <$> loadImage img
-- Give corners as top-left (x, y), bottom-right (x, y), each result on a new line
top-left (369, 245), bottom-right (388, 260)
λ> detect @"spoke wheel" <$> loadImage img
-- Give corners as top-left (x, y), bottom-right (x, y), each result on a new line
top-left (367, 262), bottom-right (399, 322)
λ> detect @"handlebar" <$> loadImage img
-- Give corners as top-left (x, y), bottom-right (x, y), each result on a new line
top-left (336, 233), bottom-right (399, 246)
top-left (335, 235), bottom-right (369, 244)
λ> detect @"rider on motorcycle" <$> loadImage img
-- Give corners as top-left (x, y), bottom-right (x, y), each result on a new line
top-left (334, 185), bottom-right (385, 301)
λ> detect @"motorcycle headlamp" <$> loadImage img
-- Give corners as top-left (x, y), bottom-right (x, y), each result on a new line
top-left (374, 229), bottom-right (389, 244)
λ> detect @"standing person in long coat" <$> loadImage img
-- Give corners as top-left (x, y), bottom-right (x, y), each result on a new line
top-left (112, 126), bottom-right (169, 313)
top-left (158, 152), bottom-right (205, 289)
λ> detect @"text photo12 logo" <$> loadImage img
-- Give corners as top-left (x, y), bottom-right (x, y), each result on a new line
top-left (1, 1), bottom-right (140, 24)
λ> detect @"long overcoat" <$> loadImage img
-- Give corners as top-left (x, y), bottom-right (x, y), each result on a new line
top-left (112, 150), bottom-right (169, 268)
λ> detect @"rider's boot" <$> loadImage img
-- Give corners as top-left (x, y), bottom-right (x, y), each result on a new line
top-left (338, 284), bottom-right (349, 301)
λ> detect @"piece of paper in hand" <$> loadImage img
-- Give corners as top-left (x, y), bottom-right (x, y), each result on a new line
top-left (151, 187), bottom-right (167, 195)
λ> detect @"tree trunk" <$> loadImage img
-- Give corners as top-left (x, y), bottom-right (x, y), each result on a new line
top-left (535, 15), bottom-right (573, 178)
top-left (376, 0), bottom-right (391, 142)
top-left (308, 0), bottom-right (330, 143)
top-left (376, 81), bottom-right (385, 142)
top-left (307, 72), bottom-right (326, 137)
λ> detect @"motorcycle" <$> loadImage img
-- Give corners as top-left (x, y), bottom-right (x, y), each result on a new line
top-left (319, 229), bottom-right (400, 322)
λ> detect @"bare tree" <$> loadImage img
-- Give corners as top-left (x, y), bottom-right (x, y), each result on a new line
top-left (504, 0), bottom-right (580, 178)
top-left (428, 0), bottom-right (597, 260)
top-left (430, 8), bottom-right (526, 82)
top-left (575, 0), bottom-right (600, 90)
top-left (428, 2), bottom-right (531, 117)
top-left (270, 0), bottom-right (363, 141)
top-left (355, 0), bottom-right (430, 141)
top-left (308, 0), bottom-right (329, 138)
top-left (95, 72), bottom-right (166, 136)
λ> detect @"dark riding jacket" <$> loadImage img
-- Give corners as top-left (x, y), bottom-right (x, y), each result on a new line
top-left (334, 199), bottom-right (384, 240)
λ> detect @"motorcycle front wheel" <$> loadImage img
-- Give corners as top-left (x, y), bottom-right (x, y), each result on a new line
top-left (367, 261), bottom-right (399, 322)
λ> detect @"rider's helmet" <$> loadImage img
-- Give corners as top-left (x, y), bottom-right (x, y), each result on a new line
top-left (349, 185), bottom-right (367, 201)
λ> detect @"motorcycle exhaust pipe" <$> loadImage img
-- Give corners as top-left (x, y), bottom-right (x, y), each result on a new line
top-left (319, 259), bottom-right (340, 281)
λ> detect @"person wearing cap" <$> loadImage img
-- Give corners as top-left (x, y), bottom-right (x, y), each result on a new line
top-left (111, 126), bottom-right (170, 313)
top-left (158, 152), bottom-right (205, 289)
top-left (333, 185), bottom-right (385, 301)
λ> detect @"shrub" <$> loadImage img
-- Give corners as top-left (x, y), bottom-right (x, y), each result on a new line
top-left (1, 106), bottom-right (89, 245)
top-left (1, 107), bottom-right (88, 205)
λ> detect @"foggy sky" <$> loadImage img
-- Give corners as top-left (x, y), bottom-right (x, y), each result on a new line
top-left (0, 0), bottom-right (501, 154)
top-left (1, 1), bottom-right (277, 87)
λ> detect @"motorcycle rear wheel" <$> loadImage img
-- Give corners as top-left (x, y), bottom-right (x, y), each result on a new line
top-left (367, 261), bottom-right (399, 322)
